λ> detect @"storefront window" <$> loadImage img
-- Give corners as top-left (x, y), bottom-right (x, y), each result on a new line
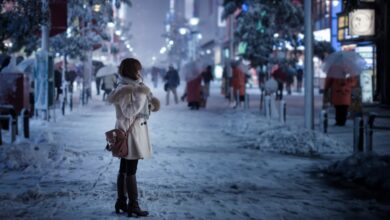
top-left (356, 45), bottom-right (376, 103)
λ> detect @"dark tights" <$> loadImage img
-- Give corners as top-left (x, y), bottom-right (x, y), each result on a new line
top-left (119, 159), bottom-right (138, 176)
top-left (335, 105), bottom-right (349, 126)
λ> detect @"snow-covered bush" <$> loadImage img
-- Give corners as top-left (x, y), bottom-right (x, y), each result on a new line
top-left (326, 153), bottom-right (390, 191)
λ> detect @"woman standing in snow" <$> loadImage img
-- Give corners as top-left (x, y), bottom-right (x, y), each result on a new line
top-left (107, 58), bottom-right (160, 217)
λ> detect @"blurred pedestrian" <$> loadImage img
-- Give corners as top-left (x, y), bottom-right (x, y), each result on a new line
top-left (186, 74), bottom-right (202, 110)
top-left (231, 61), bottom-right (246, 107)
top-left (285, 64), bottom-right (296, 95)
top-left (323, 75), bottom-right (358, 126)
top-left (272, 65), bottom-right (287, 100)
top-left (296, 68), bottom-right (303, 93)
top-left (54, 67), bottom-right (63, 101)
top-left (201, 65), bottom-right (214, 107)
top-left (163, 65), bottom-right (180, 105)
top-left (102, 74), bottom-right (117, 101)
top-left (221, 62), bottom-right (232, 99)
top-left (151, 66), bottom-right (159, 88)
top-left (181, 61), bottom-right (203, 110)
top-left (107, 57), bottom-right (160, 217)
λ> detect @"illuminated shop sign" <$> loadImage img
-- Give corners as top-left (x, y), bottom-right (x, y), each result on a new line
top-left (337, 14), bottom-right (356, 41)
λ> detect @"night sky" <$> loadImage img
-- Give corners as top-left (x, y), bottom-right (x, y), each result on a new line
top-left (128, 0), bottom-right (169, 66)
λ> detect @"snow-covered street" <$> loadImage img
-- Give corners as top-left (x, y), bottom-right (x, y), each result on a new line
top-left (0, 82), bottom-right (389, 220)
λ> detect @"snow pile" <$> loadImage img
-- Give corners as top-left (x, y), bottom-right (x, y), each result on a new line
top-left (254, 125), bottom-right (349, 156)
top-left (0, 130), bottom-right (65, 172)
top-left (224, 111), bottom-right (349, 156)
top-left (326, 153), bottom-right (390, 191)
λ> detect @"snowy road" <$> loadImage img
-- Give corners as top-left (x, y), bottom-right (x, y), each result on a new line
top-left (0, 82), bottom-right (389, 219)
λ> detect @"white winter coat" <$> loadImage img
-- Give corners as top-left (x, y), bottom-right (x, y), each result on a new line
top-left (107, 77), bottom-right (160, 160)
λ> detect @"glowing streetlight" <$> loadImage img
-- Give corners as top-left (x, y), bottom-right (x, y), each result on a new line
top-left (93, 4), bottom-right (101, 12)
top-left (160, 47), bottom-right (167, 54)
top-left (189, 17), bottom-right (199, 26)
top-left (179, 28), bottom-right (188, 35)
top-left (107, 22), bottom-right (115, 28)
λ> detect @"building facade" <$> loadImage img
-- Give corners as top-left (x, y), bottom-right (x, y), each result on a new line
top-left (336, 0), bottom-right (390, 105)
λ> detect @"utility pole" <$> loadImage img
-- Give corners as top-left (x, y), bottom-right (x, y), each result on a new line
top-left (228, 14), bottom-right (235, 104)
top-left (304, 0), bottom-right (314, 129)
top-left (35, 0), bottom-right (52, 120)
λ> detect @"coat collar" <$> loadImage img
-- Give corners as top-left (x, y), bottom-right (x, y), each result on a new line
top-left (118, 76), bottom-right (142, 86)
top-left (107, 77), bottom-right (150, 104)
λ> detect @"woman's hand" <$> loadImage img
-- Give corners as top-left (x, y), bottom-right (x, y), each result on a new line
top-left (149, 97), bottom-right (160, 112)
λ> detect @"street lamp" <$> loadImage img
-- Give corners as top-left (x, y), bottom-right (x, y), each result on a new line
top-left (107, 22), bottom-right (115, 28)
top-left (160, 47), bottom-right (167, 54)
top-left (93, 4), bottom-right (101, 12)
top-left (189, 17), bottom-right (200, 26)
top-left (179, 28), bottom-right (188, 35)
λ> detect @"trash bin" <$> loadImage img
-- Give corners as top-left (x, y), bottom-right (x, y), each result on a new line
top-left (0, 72), bottom-right (30, 115)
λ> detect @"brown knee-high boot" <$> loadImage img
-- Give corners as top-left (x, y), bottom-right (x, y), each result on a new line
top-left (115, 173), bottom-right (127, 214)
top-left (126, 175), bottom-right (149, 217)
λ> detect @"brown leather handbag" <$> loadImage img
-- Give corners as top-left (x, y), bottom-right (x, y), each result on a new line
top-left (105, 123), bottom-right (133, 157)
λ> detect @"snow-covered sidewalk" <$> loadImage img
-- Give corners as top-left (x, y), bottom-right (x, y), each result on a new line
top-left (0, 81), bottom-right (389, 219)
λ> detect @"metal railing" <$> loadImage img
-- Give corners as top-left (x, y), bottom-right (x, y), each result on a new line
top-left (319, 109), bottom-right (328, 133)
top-left (263, 95), bottom-right (286, 123)
top-left (0, 105), bottom-right (30, 145)
top-left (353, 112), bottom-right (390, 153)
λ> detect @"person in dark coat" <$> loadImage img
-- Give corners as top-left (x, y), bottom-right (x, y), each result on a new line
top-left (54, 67), bottom-right (63, 101)
top-left (151, 66), bottom-right (159, 88)
top-left (201, 65), bottom-right (214, 107)
top-left (163, 65), bottom-right (180, 105)
top-left (296, 68), bottom-right (303, 93)
top-left (186, 75), bottom-right (202, 110)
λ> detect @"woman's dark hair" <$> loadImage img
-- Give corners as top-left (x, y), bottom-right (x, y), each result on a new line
top-left (118, 58), bottom-right (142, 80)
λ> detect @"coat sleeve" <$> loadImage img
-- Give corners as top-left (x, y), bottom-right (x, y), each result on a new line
top-left (148, 93), bottom-right (160, 112)
top-left (119, 92), bottom-right (147, 119)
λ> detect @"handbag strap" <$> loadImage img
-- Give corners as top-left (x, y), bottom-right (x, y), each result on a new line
top-left (125, 119), bottom-right (135, 134)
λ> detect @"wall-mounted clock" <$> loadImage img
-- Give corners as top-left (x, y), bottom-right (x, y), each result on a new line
top-left (349, 9), bottom-right (375, 36)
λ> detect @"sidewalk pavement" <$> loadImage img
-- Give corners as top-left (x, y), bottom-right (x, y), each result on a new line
top-left (242, 86), bottom-right (390, 155)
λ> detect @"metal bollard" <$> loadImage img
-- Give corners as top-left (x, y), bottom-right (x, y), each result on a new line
top-left (259, 91), bottom-right (264, 110)
top-left (279, 100), bottom-right (286, 123)
top-left (7, 115), bottom-right (16, 143)
top-left (0, 120), bottom-right (2, 145)
top-left (353, 117), bottom-right (364, 153)
top-left (365, 113), bottom-right (376, 152)
top-left (244, 93), bottom-right (249, 109)
top-left (230, 87), bottom-right (234, 104)
top-left (265, 95), bottom-right (271, 119)
top-left (319, 110), bottom-right (328, 133)
top-left (70, 93), bottom-right (73, 111)
top-left (236, 91), bottom-right (241, 108)
top-left (21, 109), bottom-right (30, 138)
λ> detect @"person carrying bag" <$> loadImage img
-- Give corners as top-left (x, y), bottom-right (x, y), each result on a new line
top-left (106, 58), bottom-right (160, 217)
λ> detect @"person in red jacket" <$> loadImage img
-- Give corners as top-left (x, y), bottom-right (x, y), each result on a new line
top-left (323, 75), bottom-right (358, 126)
top-left (231, 61), bottom-right (246, 107)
